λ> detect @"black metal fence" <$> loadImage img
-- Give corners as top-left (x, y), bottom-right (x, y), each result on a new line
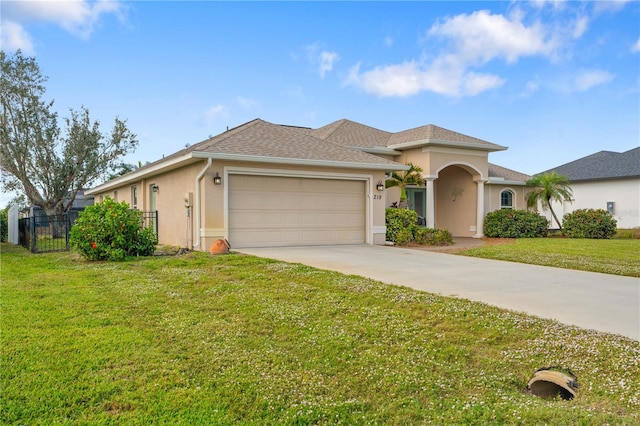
top-left (18, 210), bottom-right (158, 254)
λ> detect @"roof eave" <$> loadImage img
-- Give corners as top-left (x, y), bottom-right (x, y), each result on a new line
top-left (86, 152), bottom-right (197, 194)
top-left (388, 138), bottom-right (508, 152)
top-left (192, 151), bottom-right (409, 171)
top-left (487, 178), bottom-right (528, 185)
top-left (354, 146), bottom-right (403, 156)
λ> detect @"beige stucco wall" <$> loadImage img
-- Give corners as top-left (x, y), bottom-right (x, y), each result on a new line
top-left (95, 159), bottom-right (389, 250)
top-left (398, 146), bottom-right (489, 180)
top-left (384, 147), bottom-right (491, 236)
top-left (485, 183), bottom-right (529, 213)
top-left (91, 162), bottom-right (206, 247)
top-left (434, 166), bottom-right (477, 236)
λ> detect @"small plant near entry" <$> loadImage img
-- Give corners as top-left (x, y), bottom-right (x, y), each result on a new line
top-left (562, 208), bottom-right (617, 239)
top-left (385, 208), bottom-right (452, 246)
top-left (483, 209), bottom-right (549, 238)
top-left (70, 197), bottom-right (157, 261)
top-left (385, 163), bottom-right (424, 208)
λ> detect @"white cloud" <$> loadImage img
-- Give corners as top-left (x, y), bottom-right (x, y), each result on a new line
top-left (529, 0), bottom-right (568, 11)
top-left (572, 15), bottom-right (589, 39)
top-left (345, 58), bottom-right (504, 98)
top-left (204, 105), bottom-right (228, 126)
top-left (574, 70), bottom-right (615, 91)
top-left (305, 43), bottom-right (339, 78)
top-left (346, 10), bottom-right (553, 98)
top-left (0, 20), bottom-right (34, 54)
top-left (319, 51), bottom-right (339, 79)
top-left (593, 0), bottom-right (630, 14)
top-left (0, 0), bottom-right (125, 52)
top-left (632, 39), bottom-right (640, 53)
top-left (428, 10), bottom-right (557, 65)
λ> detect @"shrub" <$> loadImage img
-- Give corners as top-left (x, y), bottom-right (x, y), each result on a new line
top-left (70, 197), bottom-right (157, 261)
top-left (386, 208), bottom-right (419, 243)
top-left (562, 209), bottom-right (617, 239)
top-left (385, 208), bottom-right (453, 246)
top-left (414, 227), bottom-right (453, 246)
top-left (0, 209), bottom-right (7, 242)
top-left (484, 209), bottom-right (549, 238)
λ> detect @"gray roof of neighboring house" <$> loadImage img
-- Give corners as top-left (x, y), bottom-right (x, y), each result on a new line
top-left (540, 147), bottom-right (640, 181)
top-left (488, 163), bottom-right (532, 183)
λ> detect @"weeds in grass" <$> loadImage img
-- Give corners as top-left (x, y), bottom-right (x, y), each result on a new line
top-left (1, 244), bottom-right (639, 425)
top-left (460, 238), bottom-right (640, 277)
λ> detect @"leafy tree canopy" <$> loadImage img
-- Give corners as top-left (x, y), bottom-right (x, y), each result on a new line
top-left (0, 50), bottom-right (138, 215)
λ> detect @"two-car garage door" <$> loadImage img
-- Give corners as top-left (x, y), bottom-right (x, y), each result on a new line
top-left (228, 174), bottom-right (366, 248)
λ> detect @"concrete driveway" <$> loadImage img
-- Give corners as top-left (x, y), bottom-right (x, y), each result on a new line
top-left (236, 245), bottom-right (640, 341)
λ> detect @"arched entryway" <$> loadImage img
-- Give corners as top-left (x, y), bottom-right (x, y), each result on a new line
top-left (430, 164), bottom-right (485, 237)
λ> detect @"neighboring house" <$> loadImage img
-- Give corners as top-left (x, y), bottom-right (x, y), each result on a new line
top-left (538, 147), bottom-right (640, 229)
top-left (86, 118), bottom-right (531, 249)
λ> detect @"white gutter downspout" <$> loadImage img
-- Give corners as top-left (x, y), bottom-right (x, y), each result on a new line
top-left (193, 158), bottom-right (212, 249)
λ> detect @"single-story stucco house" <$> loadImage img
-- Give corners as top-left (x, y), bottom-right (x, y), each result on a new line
top-left (86, 118), bottom-right (531, 249)
top-left (538, 147), bottom-right (640, 229)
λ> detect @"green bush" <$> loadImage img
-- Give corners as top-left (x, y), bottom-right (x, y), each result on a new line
top-left (386, 208), bottom-right (419, 243)
top-left (484, 209), bottom-right (549, 238)
top-left (70, 197), bottom-right (157, 261)
top-left (0, 209), bottom-right (7, 242)
top-left (562, 209), bottom-right (617, 239)
top-left (385, 208), bottom-right (453, 246)
top-left (414, 227), bottom-right (453, 246)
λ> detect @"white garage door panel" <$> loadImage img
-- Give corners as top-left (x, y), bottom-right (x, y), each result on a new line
top-left (229, 175), bottom-right (366, 248)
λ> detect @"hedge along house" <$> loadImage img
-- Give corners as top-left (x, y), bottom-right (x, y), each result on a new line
top-left (86, 118), bottom-right (531, 249)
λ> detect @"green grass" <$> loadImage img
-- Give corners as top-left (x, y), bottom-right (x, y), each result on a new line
top-left (460, 238), bottom-right (640, 277)
top-left (1, 243), bottom-right (639, 425)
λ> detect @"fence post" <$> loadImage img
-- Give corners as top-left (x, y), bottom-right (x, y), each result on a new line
top-left (155, 210), bottom-right (159, 238)
top-left (30, 215), bottom-right (37, 253)
top-left (65, 213), bottom-right (71, 251)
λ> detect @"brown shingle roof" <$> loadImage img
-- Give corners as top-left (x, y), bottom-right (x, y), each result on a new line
top-left (388, 124), bottom-right (506, 150)
top-left (489, 163), bottom-right (531, 182)
top-left (310, 119), bottom-right (392, 148)
top-left (191, 119), bottom-right (401, 166)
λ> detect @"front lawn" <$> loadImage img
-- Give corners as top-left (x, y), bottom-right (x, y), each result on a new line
top-left (460, 238), bottom-right (640, 277)
top-left (1, 243), bottom-right (639, 424)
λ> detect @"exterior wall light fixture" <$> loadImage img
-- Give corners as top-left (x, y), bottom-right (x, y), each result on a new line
top-left (213, 172), bottom-right (222, 185)
top-left (152, 184), bottom-right (159, 193)
top-left (376, 181), bottom-right (385, 191)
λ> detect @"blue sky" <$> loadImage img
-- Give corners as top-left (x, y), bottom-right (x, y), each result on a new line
top-left (1, 1), bottom-right (639, 206)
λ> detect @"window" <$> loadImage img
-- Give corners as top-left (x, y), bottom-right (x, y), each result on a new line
top-left (500, 189), bottom-right (514, 209)
top-left (131, 186), bottom-right (138, 209)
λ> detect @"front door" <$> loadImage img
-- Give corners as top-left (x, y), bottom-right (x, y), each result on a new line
top-left (407, 188), bottom-right (426, 225)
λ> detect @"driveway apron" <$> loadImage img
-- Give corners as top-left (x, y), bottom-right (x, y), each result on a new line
top-left (236, 245), bottom-right (640, 341)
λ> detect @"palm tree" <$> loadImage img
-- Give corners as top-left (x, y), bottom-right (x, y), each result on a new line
top-left (526, 171), bottom-right (573, 229)
top-left (386, 163), bottom-right (424, 208)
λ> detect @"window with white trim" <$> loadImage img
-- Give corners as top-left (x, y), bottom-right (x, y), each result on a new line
top-left (131, 186), bottom-right (138, 209)
top-left (500, 189), bottom-right (514, 209)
